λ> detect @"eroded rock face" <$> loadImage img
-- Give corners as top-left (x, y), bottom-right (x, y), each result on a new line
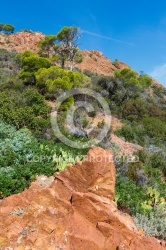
top-left (0, 31), bottom-right (130, 76)
top-left (0, 31), bottom-right (44, 54)
top-left (0, 147), bottom-right (165, 249)
top-left (75, 50), bottom-right (130, 76)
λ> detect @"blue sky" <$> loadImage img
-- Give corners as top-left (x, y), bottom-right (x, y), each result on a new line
top-left (1, 0), bottom-right (166, 86)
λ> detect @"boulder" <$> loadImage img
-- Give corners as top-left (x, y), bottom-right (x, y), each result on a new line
top-left (0, 147), bottom-right (165, 249)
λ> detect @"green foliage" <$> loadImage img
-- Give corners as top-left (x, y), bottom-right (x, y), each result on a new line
top-left (35, 66), bottom-right (83, 93)
top-left (142, 117), bottom-right (166, 144)
top-left (59, 96), bottom-right (74, 111)
top-left (116, 173), bottom-right (166, 219)
top-left (18, 51), bottom-right (51, 84)
top-left (38, 35), bottom-right (56, 57)
top-left (125, 161), bottom-right (143, 182)
top-left (112, 59), bottom-right (121, 69)
top-left (137, 150), bottom-right (166, 197)
top-left (57, 26), bottom-right (79, 44)
top-left (115, 174), bottom-right (148, 214)
top-left (0, 23), bottom-right (4, 32)
top-left (94, 69), bottom-right (153, 115)
top-left (138, 74), bottom-right (152, 88)
top-left (0, 23), bottom-right (15, 34)
top-left (0, 88), bottom-right (50, 132)
top-left (136, 187), bottom-right (166, 239)
top-left (115, 116), bottom-right (166, 147)
top-left (0, 121), bottom-right (87, 198)
top-left (115, 122), bottom-right (146, 145)
top-left (153, 85), bottom-right (166, 98)
top-left (121, 98), bottom-right (148, 121)
top-left (97, 120), bottom-right (105, 129)
top-left (115, 69), bottom-right (152, 89)
top-left (56, 26), bottom-right (79, 70)
top-left (149, 153), bottom-right (166, 173)
top-left (75, 51), bottom-right (83, 63)
top-left (115, 68), bottom-right (141, 88)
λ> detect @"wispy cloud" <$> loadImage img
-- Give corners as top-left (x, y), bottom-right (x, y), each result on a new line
top-left (150, 64), bottom-right (166, 86)
top-left (81, 29), bottom-right (134, 46)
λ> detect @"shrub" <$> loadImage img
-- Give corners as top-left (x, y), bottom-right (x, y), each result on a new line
top-left (115, 174), bottom-right (148, 214)
top-left (0, 88), bottom-right (50, 132)
top-left (75, 51), bottom-right (83, 63)
top-left (138, 74), bottom-right (152, 88)
top-left (18, 51), bottom-right (51, 85)
top-left (97, 120), bottom-right (105, 129)
top-left (35, 66), bottom-right (83, 94)
top-left (112, 59), bottom-right (121, 69)
top-left (142, 117), bottom-right (166, 144)
top-left (133, 207), bottom-right (166, 239)
top-left (125, 161), bottom-right (143, 182)
top-left (0, 121), bottom-right (87, 198)
top-left (122, 98), bottom-right (148, 121)
top-left (115, 122), bottom-right (146, 145)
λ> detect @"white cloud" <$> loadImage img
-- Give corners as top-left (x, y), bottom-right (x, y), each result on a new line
top-left (150, 64), bottom-right (166, 87)
top-left (81, 29), bottom-right (134, 46)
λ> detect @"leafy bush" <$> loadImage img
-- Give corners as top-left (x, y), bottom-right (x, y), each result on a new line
top-left (18, 51), bottom-right (51, 85)
top-left (115, 122), bottom-right (146, 145)
top-left (0, 121), bottom-right (87, 198)
top-left (121, 98), bottom-right (148, 121)
top-left (142, 117), bottom-right (166, 144)
top-left (133, 207), bottom-right (166, 239)
top-left (138, 74), bottom-right (152, 88)
top-left (115, 174), bottom-right (148, 214)
top-left (0, 88), bottom-right (50, 132)
top-left (75, 51), bottom-right (84, 63)
top-left (115, 116), bottom-right (166, 147)
top-left (125, 161), bottom-right (144, 183)
top-left (35, 66), bottom-right (83, 93)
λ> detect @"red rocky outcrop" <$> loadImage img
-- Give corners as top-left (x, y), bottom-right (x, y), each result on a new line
top-left (0, 31), bottom-right (44, 54)
top-left (0, 147), bottom-right (165, 249)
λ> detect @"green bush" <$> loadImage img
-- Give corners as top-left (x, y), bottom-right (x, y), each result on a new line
top-left (125, 161), bottom-right (143, 182)
top-left (35, 66), bottom-right (83, 93)
top-left (0, 121), bottom-right (87, 198)
top-left (0, 88), bottom-right (50, 132)
top-left (142, 117), bottom-right (166, 144)
top-left (115, 122), bottom-right (146, 145)
top-left (121, 98), bottom-right (148, 121)
top-left (75, 51), bottom-right (84, 63)
top-left (18, 51), bottom-right (51, 85)
top-left (115, 174), bottom-right (148, 214)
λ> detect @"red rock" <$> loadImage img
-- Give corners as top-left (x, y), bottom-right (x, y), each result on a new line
top-left (0, 147), bottom-right (165, 249)
top-left (0, 32), bottom-right (130, 76)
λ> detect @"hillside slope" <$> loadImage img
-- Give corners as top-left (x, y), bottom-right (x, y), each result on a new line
top-left (0, 31), bottom-right (44, 53)
top-left (0, 31), bottom-right (130, 75)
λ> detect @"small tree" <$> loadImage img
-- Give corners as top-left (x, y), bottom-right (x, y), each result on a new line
top-left (3, 24), bottom-right (15, 34)
top-left (56, 26), bottom-right (79, 71)
top-left (0, 23), bottom-right (4, 32)
top-left (19, 51), bottom-right (51, 85)
top-left (38, 35), bottom-right (56, 58)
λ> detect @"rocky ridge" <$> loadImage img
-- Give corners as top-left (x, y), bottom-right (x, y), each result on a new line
top-left (0, 31), bottom-right (129, 76)
top-left (0, 31), bottom-right (44, 54)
